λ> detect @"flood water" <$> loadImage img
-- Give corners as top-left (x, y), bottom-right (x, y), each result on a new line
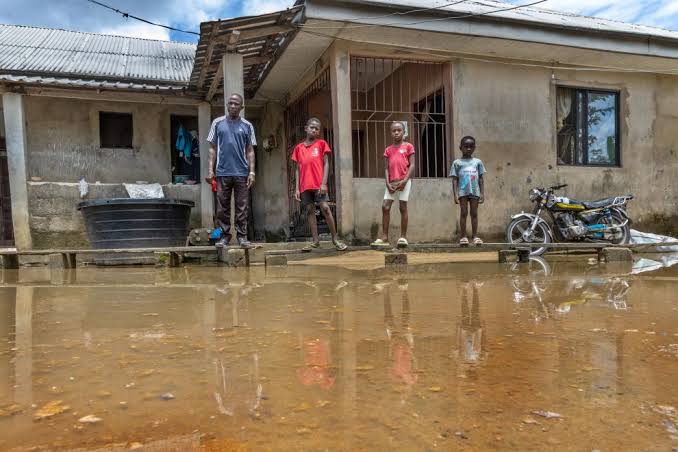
top-left (1, 255), bottom-right (678, 451)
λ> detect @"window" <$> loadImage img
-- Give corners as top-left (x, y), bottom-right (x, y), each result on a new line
top-left (99, 112), bottom-right (133, 148)
top-left (350, 57), bottom-right (450, 178)
top-left (556, 87), bottom-right (620, 166)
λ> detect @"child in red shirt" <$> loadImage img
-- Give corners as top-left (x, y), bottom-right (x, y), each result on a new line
top-left (372, 121), bottom-right (415, 248)
top-left (292, 118), bottom-right (347, 251)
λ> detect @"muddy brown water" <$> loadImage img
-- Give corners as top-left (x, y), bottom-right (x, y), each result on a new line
top-left (1, 256), bottom-right (678, 451)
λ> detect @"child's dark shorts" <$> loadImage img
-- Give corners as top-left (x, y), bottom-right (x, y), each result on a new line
top-left (301, 189), bottom-right (329, 208)
top-left (459, 194), bottom-right (480, 200)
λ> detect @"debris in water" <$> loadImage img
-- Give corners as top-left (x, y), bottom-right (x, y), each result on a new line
top-left (0, 404), bottom-right (22, 417)
top-left (34, 400), bottom-right (70, 420)
top-left (455, 431), bottom-right (468, 439)
top-left (160, 392), bottom-right (175, 400)
top-left (428, 386), bottom-right (443, 392)
top-left (293, 402), bottom-right (311, 412)
top-left (78, 414), bottom-right (102, 424)
top-left (317, 400), bottom-right (331, 408)
top-left (96, 390), bottom-right (112, 398)
top-left (531, 410), bottom-right (564, 419)
top-left (522, 417), bottom-right (539, 425)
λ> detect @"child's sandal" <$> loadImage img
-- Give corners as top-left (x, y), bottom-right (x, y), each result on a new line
top-left (302, 242), bottom-right (321, 252)
top-left (473, 237), bottom-right (484, 246)
top-left (459, 237), bottom-right (469, 247)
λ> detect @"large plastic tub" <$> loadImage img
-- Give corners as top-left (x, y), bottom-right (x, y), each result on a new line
top-left (77, 198), bottom-right (194, 249)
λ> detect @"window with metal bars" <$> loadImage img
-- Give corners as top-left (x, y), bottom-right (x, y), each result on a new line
top-left (350, 57), bottom-right (450, 178)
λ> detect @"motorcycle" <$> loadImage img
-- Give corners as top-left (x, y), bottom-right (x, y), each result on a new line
top-left (506, 184), bottom-right (634, 255)
top-left (510, 256), bottom-right (632, 321)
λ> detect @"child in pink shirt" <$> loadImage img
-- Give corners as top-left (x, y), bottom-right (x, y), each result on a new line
top-left (372, 121), bottom-right (415, 248)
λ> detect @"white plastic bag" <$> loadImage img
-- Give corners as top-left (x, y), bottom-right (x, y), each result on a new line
top-left (123, 183), bottom-right (164, 199)
top-left (630, 229), bottom-right (678, 252)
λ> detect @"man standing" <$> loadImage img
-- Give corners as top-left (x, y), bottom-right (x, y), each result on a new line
top-left (206, 93), bottom-right (256, 248)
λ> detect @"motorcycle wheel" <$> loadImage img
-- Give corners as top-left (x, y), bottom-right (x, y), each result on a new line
top-left (506, 218), bottom-right (552, 256)
top-left (602, 211), bottom-right (631, 245)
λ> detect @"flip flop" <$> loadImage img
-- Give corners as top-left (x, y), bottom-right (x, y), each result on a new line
top-left (333, 240), bottom-right (348, 251)
top-left (302, 242), bottom-right (321, 252)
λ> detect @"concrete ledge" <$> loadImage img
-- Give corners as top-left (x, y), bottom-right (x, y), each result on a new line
top-left (155, 252), bottom-right (183, 267)
top-left (603, 247), bottom-right (633, 262)
top-left (265, 255), bottom-right (288, 267)
top-left (219, 248), bottom-right (249, 267)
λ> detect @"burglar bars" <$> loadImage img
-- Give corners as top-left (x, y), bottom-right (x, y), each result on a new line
top-left (350, 57), bottom-right (449, 178)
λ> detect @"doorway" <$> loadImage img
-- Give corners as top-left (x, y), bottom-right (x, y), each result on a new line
top-left (284, 69), bottom-right (336, 239)
top-left (170, 115), bottom-right (200, 184)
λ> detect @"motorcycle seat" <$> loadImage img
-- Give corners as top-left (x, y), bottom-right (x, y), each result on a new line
top-left (578, 197), bottom-right (618, 209)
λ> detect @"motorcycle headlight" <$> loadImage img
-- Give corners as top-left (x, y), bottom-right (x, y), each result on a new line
top-left (529, 188), bottom-right (540, 202)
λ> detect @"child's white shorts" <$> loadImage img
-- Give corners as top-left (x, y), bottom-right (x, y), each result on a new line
top-left (384, 180), bottom-right (412, 202)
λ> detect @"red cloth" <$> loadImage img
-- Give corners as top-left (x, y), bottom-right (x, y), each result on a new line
top-left (384, 142), bottom-right (415, 182)
top-left (291, 140), bottom-right (332, 192)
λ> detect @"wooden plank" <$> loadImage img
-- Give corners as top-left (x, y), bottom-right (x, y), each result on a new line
top-left (197, 22), bottom-right (219, 91)
top-left (216, 24), bottom-right (292, 42)
top-left (205, 59), bottom-right (223, 101)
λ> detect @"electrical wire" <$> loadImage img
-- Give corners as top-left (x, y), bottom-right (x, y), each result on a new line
top-left (84, 0), bottom-right (199, 36)
top-left (316, 0), bottom-right (470, 23)
top-left (299, 0), bottom-right (551, 30)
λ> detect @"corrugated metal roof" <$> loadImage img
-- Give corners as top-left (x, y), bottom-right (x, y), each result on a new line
top-left (0, 74), bottom-right (187, 91)
top-left (0, 24), bottom-right (196, 87)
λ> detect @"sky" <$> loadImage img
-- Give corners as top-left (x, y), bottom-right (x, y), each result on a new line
top-left (0, 0), bottom-right (677, 43)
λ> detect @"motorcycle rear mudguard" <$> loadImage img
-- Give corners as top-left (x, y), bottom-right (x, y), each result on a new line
top-left (509, 213), bottom-right (554, 241)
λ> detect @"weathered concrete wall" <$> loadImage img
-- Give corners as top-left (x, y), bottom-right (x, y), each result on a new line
top-left (27, 182), bottom-right (201, 249)
top-left (343, 51), bottom-right (678, 241)
top-left (452, 60), bottom-right (678, 238)
top-left (23, 96), bottom-right (198, 184)
top-left (251, 102), bottom-right (290, 241)
top-left (18, 95), bottom-right (203, 249)
top-left (352, 178), bottom-right (456, 243)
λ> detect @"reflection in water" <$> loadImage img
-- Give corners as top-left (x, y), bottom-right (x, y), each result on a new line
top-left (0, 261), bottom-right (677, 450)
top-left (383, 280), bottom-right (416, 389)
top-left (458, 281), bottom-right (484, 364)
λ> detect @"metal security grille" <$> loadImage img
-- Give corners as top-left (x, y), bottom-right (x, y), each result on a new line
top-left (284, 69), bottom-right (336, 239)
top-left (350, 57), bottom-right (449, 178)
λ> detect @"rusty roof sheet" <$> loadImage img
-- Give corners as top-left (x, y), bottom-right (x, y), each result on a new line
top-left (0, 24), bottom-right (196, 87)
top-left (189, 6), bottom-right (302, 100)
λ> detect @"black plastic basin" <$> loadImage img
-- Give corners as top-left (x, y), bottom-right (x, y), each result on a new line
top-left (77, 198), bottom-right (194, 249)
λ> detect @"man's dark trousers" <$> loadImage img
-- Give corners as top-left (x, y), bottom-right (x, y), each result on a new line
top-left (216, 176), bottom-right (249, 243)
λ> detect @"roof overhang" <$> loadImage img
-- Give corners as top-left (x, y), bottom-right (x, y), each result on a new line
top-left (189, 6), bottom-right (303, 101)
top-left (303, 0), bottom-right (678, 60)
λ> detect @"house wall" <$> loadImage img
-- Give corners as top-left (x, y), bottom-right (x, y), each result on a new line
top-left (345, 47), bottom-right (678, 241)
top-left (251, 102), bottom-right (290, 241)
top-left (22, 95), bottom-right (203, 248)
